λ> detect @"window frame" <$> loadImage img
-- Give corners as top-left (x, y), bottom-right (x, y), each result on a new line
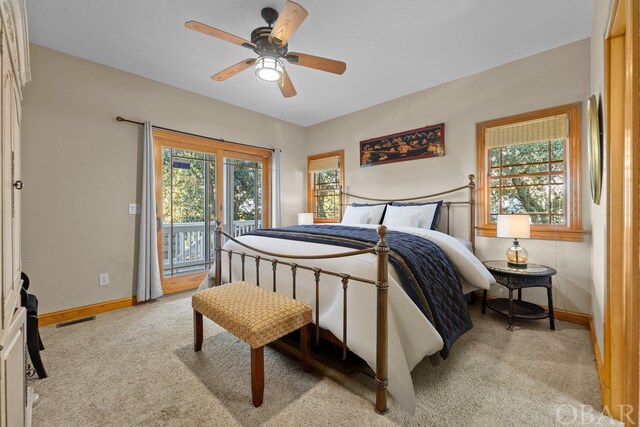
top-left (476, 103), bottom-right (585, 241)
top-left (307, 150), bottom-right (344, 224)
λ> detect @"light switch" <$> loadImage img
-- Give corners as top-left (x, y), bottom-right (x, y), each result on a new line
top-left (128, 204), bottom-right (141, 215)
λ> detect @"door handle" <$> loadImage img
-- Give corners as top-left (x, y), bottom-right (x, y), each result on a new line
top-left (13, 180), bottom-right (23, 190)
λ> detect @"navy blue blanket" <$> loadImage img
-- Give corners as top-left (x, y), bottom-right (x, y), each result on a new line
top-left (246, 225), bottom-right (472, 359)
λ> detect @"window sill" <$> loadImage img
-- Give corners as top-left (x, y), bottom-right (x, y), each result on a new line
top-left (477, 226), bottom-right (589, 242)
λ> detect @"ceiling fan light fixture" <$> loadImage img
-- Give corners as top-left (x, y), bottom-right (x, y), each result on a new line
top-left (187, 1), bottom-right (345, 97)
top-left (255, 56), bottom-right (283, 82)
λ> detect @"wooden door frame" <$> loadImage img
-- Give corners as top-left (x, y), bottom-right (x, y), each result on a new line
top-left (603, 0), bottom-right (639, 423)
top-left (152, 129), bottom-right (271, 294)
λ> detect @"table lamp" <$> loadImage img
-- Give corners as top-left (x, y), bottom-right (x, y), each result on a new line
top-left (298, 213), bottom-right (314, 225)
top-left (497, 214), bottom-right (531, 268)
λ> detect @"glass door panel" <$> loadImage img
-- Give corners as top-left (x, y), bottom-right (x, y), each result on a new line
top-left (162, 147), bottom-right (216, 278)
top-left (224, 157), bottom-right (263, 237)
top-left (207, 153), bottom-right (218, 268)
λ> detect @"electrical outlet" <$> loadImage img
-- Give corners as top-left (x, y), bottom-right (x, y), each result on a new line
top-left (99, 273), bottom-right (110, 286)
top-left (128, 204), bottom-right (141, 215)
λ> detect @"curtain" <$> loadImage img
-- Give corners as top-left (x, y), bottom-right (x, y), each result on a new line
top-left (137, 122), bottom-right (163, 302)
top-left (271, 149), bottom-right (282, 228)
top-left (308, 155), bottom-right (340, 173)
top-left (485, 114), bottom-right (569, 149)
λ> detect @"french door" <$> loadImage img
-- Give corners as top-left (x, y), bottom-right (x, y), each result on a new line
top-left (153, 130), bottom-right (270, 294)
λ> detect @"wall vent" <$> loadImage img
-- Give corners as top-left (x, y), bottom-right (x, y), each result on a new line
top-left (56, 316), bottom-right (96, 328)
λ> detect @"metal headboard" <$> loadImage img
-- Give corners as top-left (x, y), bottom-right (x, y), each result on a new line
top-left (339, 174), bottom-right (476, 252)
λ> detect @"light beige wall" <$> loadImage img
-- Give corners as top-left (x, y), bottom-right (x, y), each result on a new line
top-left (590, 0), bottom-right (611, 360)
top-left (22, 44), bottom-right (306, 313)
top-left (306, 39), bottom-right (593, 314)
top-left (23, 39), bottom-right (598, 316)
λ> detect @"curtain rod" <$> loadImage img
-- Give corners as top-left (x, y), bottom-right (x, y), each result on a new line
top-left (116, 116), bottom-right (279, 153)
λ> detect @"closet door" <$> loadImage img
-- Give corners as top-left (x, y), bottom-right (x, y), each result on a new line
top-left (10, 72), bottom-right (20, 297)
top-left (0, 37), bottom-right (20, 331)
top-left (0, 26), bottom-right (4, 331)
top-left (0, 1), bottom-right (29, 425)
top-left (0, 34), bottom-right (10, 331)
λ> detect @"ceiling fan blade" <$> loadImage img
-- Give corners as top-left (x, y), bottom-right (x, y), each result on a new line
top-left (211, 58), bottom-right (257, 81)
top-left (286, 52), bottom-right (346, 75)
top-left (185, 21), bottom-right (256, 50)
top-left (278, 68), bottom-right (297, 98)
top-left (268, 1), bottom-right (308, 48)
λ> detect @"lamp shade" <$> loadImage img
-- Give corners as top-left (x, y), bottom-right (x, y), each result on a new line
top-left (497, 215), bottom-right (531, 239)
top-left (255, 56), bottom-right (283, 82)
top-left (298, 213), bottom-right (314, 225)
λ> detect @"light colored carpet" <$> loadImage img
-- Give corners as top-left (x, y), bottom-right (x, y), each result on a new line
top-left (30, 291), bottom-right (616, 426)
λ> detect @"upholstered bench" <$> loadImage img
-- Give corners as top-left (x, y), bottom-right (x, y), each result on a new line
top-left (192, 281), bottom-right (313, 407)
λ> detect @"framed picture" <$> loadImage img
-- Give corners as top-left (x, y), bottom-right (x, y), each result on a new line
top-left (359, 123), bottom-right (445, 167)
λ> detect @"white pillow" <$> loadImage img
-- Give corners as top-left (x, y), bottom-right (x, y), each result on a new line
top-left (383, 204), bottom-right (438, 229)
top-left (419, 204), bottom-right (439, 229)
top-left (384, 212), bottom-right (420, 227)
top-left (343, 204), bottom-right (387, 224)
top-left (341, 206), bottom-right (370, 225)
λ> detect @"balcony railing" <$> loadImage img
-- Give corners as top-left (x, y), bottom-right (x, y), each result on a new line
top-left (162, 220), bottom-right (261, 273)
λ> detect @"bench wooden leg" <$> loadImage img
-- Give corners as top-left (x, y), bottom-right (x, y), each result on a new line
top-left (251, 346), bottom-right (264, 407)
top-left (194, 310), bottom-right (203, 352)
top-left (300, 323), bottom-right (312, 373)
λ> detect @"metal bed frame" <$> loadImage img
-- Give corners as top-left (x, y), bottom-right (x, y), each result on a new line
top-left (212, 174), bottom-right (476, 414)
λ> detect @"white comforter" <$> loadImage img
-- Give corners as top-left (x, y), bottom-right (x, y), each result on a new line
top-left (199, 224), bottom-right (495, 414)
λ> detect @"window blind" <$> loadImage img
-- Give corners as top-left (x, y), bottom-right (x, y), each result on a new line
top-left (308, 155), bottom-right (340, 173)
top-left (485, 113), bottom-right (569, 149)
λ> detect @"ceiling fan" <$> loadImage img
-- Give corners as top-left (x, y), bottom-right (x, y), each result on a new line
top-left (185, 1), bottom-right (346, 98)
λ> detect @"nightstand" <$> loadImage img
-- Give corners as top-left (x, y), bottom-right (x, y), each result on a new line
top-left (481, 260), bottom-right (557, 331)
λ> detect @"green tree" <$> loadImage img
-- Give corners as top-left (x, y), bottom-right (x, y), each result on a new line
top-left (231, 160), bottom-right (262, 221)
top-left (162, 149), bottom-right (206, 224)
top-left (162, 149), bottom-right (262, 224)
top-left (313, 169), bottom-right (340, 219)
top-left (489, 140), bottom-right (565, 225)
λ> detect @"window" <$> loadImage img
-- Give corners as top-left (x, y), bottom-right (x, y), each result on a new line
top-left (307, 150), bottom-right (344, 223)
top-left (476, 103), bottom-right (584, 240)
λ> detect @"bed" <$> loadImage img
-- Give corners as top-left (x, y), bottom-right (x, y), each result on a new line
top-left (198, 175), bottom-right (495, 414)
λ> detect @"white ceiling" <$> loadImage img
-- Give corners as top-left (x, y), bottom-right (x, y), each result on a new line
top-left (26, 0), bottom-right (593, 127)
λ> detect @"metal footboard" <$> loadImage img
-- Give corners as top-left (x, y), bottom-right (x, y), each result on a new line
top-left (213, 219), bottom-right (390, 414)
